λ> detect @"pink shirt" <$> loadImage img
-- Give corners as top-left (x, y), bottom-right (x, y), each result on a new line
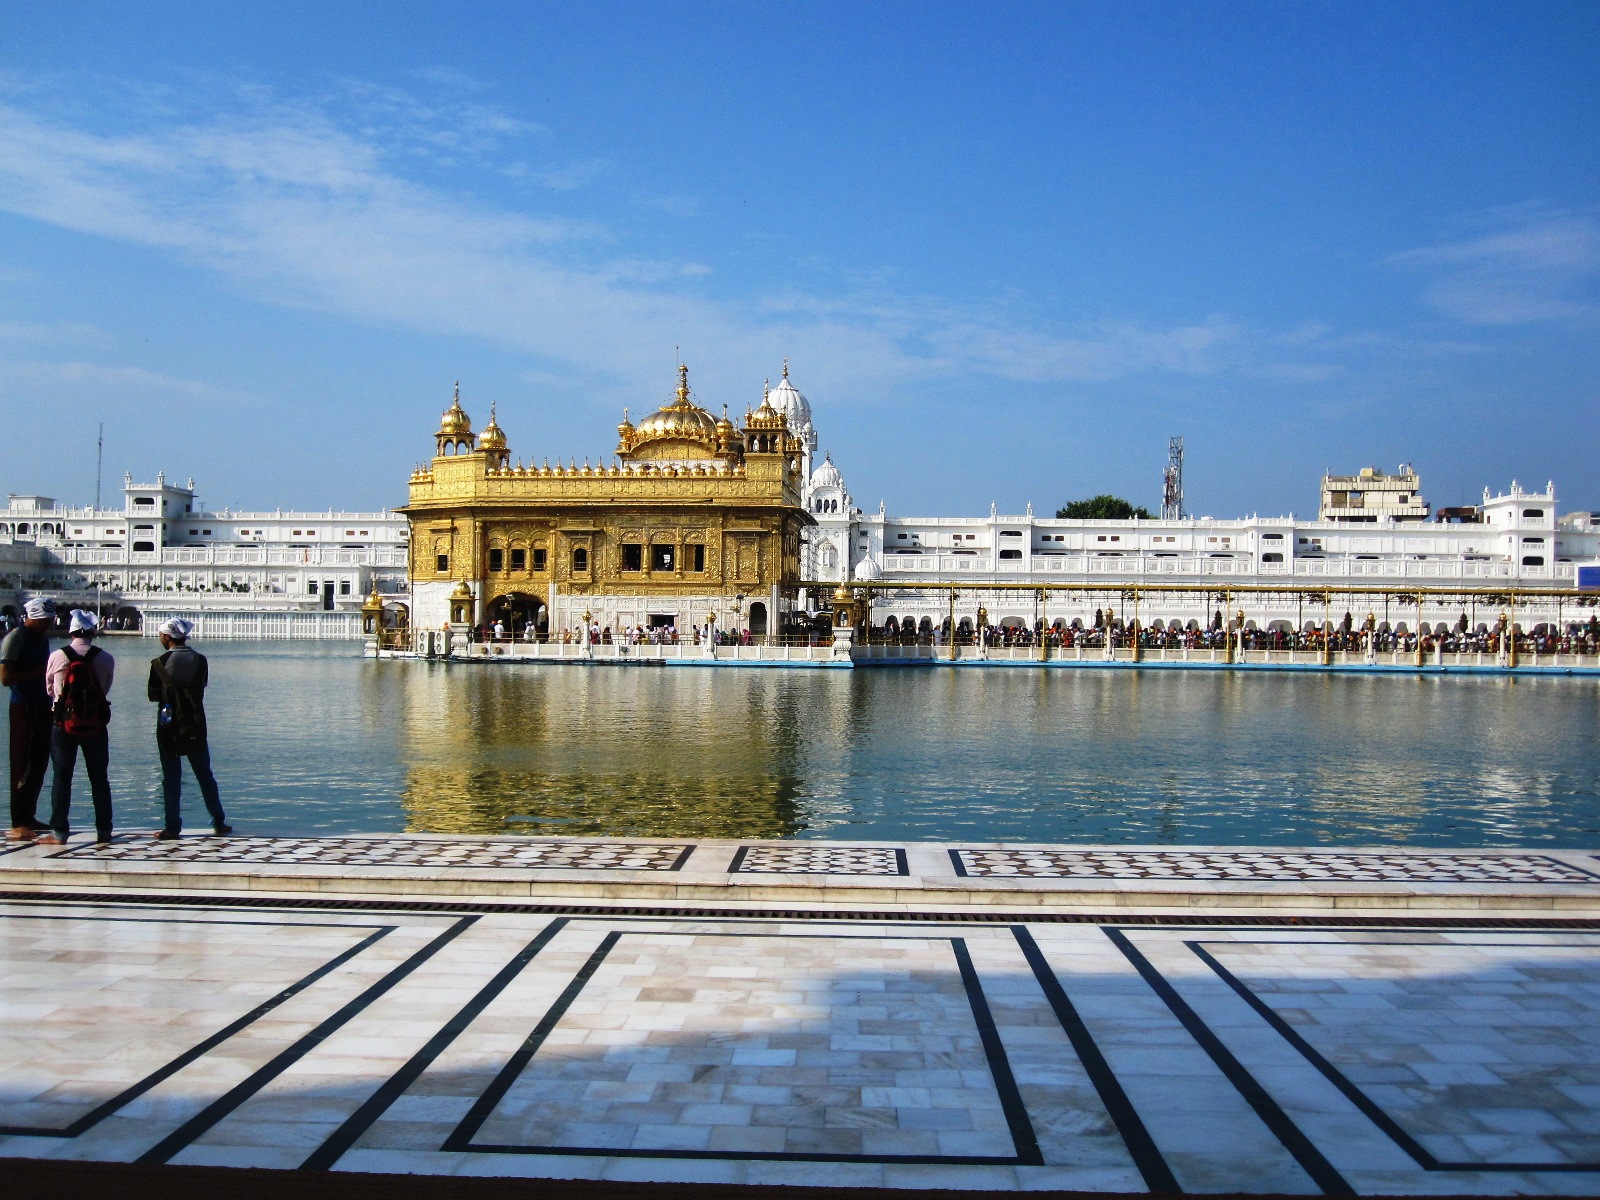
top-left (45, 637), bottom-right (115, 704)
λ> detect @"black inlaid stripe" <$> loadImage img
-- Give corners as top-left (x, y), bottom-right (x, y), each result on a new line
top-left (1012, 925), bottom-right (1178, 1192)
top-left (445, 929), bottom-right (622, 1151)
top-left (302, 917), bottom-right (571, 1170)
top-left (1191, 939), bottom-right (1600, 1174)
top-left (135, 915), bottom-right (479, 1164)
top-left (1102, 926), bottom-right (1354, 1196)
top-left (0, 921), bottom-right (396, 1138)
top-left (950, 937), bottom-right (1043, 1166)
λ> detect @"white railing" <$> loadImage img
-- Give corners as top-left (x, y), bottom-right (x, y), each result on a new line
top-left (138, 610), bottom-right (362, 640)
top-left (50, 545), bottom-right (407, 568)
top-left (874, 553), bottom-right (1575, 586)
top-left (460, 640), bottom-right (837, 664)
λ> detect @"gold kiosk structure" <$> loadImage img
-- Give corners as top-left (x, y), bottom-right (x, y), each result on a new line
top-left (402, 367), bottom-right (813, 644)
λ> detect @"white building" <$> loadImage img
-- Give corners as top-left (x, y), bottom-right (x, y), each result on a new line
top-left (1318, 464), bottom-right (1429, 523)
top-left (781, 365), bottom-right (1600, 636)
top-left (1, 473), bottom-right (407, 636)
top-left (6, 369), bottom-right (1596, 642)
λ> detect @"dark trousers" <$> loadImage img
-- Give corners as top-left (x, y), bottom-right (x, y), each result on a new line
top-left (48, 727), bottom-right (113, 839)
top-left (9, 702), bottom-right (51, 828)
top-left (158, 733), bottom-right (225, 833)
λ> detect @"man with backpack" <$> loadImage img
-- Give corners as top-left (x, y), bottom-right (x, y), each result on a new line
top-left (147, 618), bottom-right (229, 839)
top-left (38, 609), bottom-right (115, 845)
top-left (3, 596), bottom-right (56, 842)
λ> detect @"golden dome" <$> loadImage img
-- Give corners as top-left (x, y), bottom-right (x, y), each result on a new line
top-left (631, 364), bottom-right (719, 446)
top-left (438, 382), bottom-right (473, 437)
top-left (478, 402), bottom-right (507, 451)
top-left (747, 379), bottom-right (786, 428)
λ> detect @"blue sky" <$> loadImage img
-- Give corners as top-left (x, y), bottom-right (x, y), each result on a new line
top-left (1, 1), bottom-right (1597, 519)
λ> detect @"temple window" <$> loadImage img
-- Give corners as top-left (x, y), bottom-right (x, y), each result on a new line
top-left (436, 554), bottom-right (449, 573)
top-left (510, 548), bottom-right (526, 571)
top-left (691, 545), bottom-right (706, 572)
top-left (572, 547), bottom-right (589, 571)
top-left (622, 543), bottom-right (643, 571)
top-left (532, 548), bottom-right (547, 572)
top-left (651, 544), bottom-right (675, 571)
top-left (488, 548), bottom-right (504, 572)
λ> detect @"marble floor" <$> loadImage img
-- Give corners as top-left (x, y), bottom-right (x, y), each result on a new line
top-left (2, 866), bottom-right (1599, 1194)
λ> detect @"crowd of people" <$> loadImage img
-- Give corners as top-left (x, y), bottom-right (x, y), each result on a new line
top-left (471, 620), bottom-right (767, 647)
top-left (0, 609), bottom-right (139, 634)
top-left (866, 617), bottom-right (1600, 654)
top-left (3, 599), bottom-right (228, 846)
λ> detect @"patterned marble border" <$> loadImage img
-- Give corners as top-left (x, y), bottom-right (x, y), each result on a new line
top-left (728, 845), bottom-right (910, 876)
top-left (48, 836), bottom-right (696, 872)
top-left (949, 848), bottom-right (1600, 884)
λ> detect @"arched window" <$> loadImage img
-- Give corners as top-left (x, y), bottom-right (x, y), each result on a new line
top-left (572, 547), bottom-right (588, 571)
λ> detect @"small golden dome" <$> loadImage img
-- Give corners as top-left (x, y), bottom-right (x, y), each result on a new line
top-left (631, 363), bottom-right (719, 446)
top-left (832, 585), bottom-right (853, 604)
top-left (478, 402), bottom-right (507, 451)
top-left (747, 379), bottom-right (786, 428)
top-left (438, 382), bottom-right (473, 437)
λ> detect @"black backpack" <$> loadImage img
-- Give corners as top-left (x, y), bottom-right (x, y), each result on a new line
top-left (55, 646), bottom-right (111, 737)
top-left (152, 656), bottom-right (205, 752)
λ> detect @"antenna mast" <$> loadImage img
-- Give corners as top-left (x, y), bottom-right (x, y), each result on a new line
top-left (95, 423), bottom-right (104, 510)
top-left (1161, 436), bottom-right (1185, 521)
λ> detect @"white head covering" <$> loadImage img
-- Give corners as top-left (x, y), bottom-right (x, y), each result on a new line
top-left (159, 618), bottom-right (194, 640)
top-left (68, 609), bottom-right (99, 634)
top-left (23, 598), bottom-right (54, 621)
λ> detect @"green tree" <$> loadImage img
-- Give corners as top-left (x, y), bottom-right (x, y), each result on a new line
top-left (1055, 494), bottom-right (1153, 520)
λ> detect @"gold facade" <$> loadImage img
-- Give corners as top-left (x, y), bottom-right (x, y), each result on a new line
top-left (403, 367), bottom-right (811, 633)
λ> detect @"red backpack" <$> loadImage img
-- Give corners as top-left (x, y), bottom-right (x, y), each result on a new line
top-left (55, 646), bottom-right (111, 737)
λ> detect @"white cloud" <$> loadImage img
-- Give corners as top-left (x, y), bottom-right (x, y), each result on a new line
top-left (0, 319), bottom-right (108, 347)
top-left (0, 77), bottom-right (1347, 403)
top-left (10, 358), bottom-right (227, 400)
top-left (1388, 207), bottom-right (1600, 326)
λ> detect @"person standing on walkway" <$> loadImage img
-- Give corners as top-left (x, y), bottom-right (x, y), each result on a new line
top-left (147, 618), bottom-right (229, 839)
top-left (3, 597), bottom-right (56, 842)
top-left (39, 609), bottom-right (114, 845)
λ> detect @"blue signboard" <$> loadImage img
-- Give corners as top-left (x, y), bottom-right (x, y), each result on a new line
top-left (1579, 565), bottom-right (1600, 590)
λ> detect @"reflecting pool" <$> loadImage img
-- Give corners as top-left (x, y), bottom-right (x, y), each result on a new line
top-left (95, 641), bottom-right (1600, 846)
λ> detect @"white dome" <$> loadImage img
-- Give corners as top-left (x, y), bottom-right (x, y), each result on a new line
top-left (810, 453), bottom-right (843, 490)
top-left (768, 365), bottom-right (811, 430)
top-left (853, 554), bottom-right (879, 582)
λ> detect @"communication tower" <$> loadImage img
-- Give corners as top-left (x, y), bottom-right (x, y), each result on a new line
top-left (1161, 436), bottom-right (1185, 521)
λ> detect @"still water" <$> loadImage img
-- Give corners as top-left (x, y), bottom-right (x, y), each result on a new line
top-left (91, 641), bottom-right (1600, 846)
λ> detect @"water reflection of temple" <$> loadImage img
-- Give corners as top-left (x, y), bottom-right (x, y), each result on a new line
top-left (389, 665), bottom-right (829, 839)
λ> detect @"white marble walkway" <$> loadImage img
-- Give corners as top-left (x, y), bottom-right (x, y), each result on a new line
top-left (2, 847), bottom-right (1599, 1194)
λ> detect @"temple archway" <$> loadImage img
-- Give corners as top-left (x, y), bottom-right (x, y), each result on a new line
top-left (487, 591), bottom-right (547, 638)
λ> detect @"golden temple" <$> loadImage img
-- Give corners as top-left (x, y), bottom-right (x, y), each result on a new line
top-left (402, 366), bottom-right (812, 638)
